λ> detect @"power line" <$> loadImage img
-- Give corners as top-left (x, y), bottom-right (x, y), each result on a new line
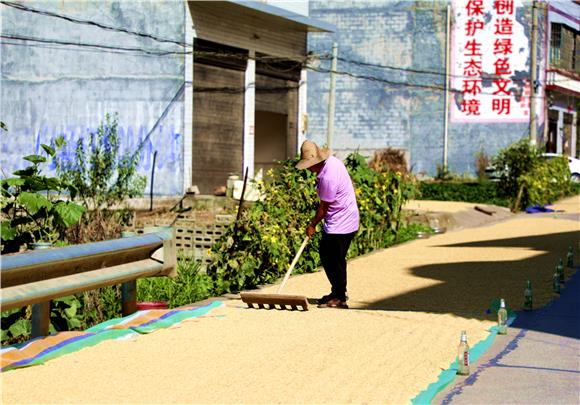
top-left (0, 39), bottom-right (178, 59)
top-left (306, 65), bottom-right (546, 100)
top-left (1, 33), bottom-right (315, 64)
top-left (0, 33), bottom-right (550, 99)
top-left (0, 33), bottom-right (190, 56)
top-left (2, 1), bottom-right (547, 86)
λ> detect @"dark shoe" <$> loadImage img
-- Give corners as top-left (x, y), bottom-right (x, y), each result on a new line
top-left (318, 293), bottom-right (349, 304)
top-left (318, 294), bottom-right (335, 305)
top-left (318, 298), bottom-right (348, 309)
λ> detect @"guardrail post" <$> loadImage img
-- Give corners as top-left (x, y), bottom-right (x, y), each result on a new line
top-left (121, 281), bottom-right (137, 316)
top-left (31, 302), bottom-right (50, 338)
top-left (120, 231), bottom-right (138, 316)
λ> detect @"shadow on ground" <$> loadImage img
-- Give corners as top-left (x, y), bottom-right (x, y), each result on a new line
top-left (358, 230), bottom-right (580, 338)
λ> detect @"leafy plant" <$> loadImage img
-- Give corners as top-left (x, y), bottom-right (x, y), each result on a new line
top-left (207, 158), bottom-right (320, 294)
top-left (50, 296), bottom-right (84, 331)
top-left (137, 255), bottom-right (212, 307)
top-left (1, 295), bottom-right (86, 346)
top-left (207, 152), bottom-right (417, 295)
top-left (492, 138), bottom-right (542, 210)
top-left (1, 137), bottom-right (85, 252)
top-left (345, 152), bottom-right (416, 256)
top-left (519, 156), bottom-right (571, 208)
top-left (1, 307), bottom-right (31, 345)
top-left (56, 113), bottom-right (146, 243)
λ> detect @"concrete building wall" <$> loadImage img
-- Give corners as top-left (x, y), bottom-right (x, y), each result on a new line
top-left (1, 1), bottom-right (186, 195)
top-left (307, 0), bottom-right (545, 176)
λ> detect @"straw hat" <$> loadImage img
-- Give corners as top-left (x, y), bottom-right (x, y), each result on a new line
top-left (296, 140), bottom-right (330, 169)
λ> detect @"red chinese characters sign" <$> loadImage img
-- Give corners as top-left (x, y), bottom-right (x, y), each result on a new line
top-left (451, 0), bottom-right (530, 122)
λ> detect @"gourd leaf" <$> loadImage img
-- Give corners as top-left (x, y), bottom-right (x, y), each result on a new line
top-left (68, 317), bottom-right (82, 329)
top-left (1, 221), bottom-right (17, 240)
top-left (54, 201), bottom-right (85, 227)
top-left (23, 155), bottom-right (46, 164)
top-left (3, 178), bottom-right (25, 187)
top-left (17, 192), bottom-right (52, 215)
top-left (64, 302), bottom-right (77, 318)
top-left (13, 167), bottom-right (37, 177)
top-left (8, 319), bottom-right (31, 338)
top-left (41, 144), bottom-right (55, 157)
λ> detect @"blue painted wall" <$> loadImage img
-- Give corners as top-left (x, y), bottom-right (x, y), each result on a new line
top-left (1, 1), bottom-right (186, 195)
top-left (307, 0), bottom-right (545, 176)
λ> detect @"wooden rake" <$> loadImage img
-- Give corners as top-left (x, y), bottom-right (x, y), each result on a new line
top-left (240, 236), bottom-right (310, 311)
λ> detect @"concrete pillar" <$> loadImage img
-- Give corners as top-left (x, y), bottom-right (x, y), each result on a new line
top-left (557, 110), bottom-right (563, 154)
top-left (243, 51), bottom-right (256, 179)
top-left (183, 4), bottom-right (195, 193)
top-left (298, 68), bottom-right (308, 152)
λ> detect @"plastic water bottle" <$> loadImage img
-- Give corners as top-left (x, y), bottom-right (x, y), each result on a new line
top-left (457, 330), bottom-right (470, 375)
top-left (566, 246), bottom-right (574, 268)
top-left (557, 259), bottom-right (565, 284)
top-left (523, 280), bottom-right (533, 311)
top-left (553, 271), bottom-right (561, 294)
top-left (497, 299), bottom-right (508, 335)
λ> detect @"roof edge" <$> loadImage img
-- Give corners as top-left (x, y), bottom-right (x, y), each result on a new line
top-left (227, 1), bottom-right (335, 33)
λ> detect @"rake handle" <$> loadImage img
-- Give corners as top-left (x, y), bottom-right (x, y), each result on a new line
top-left (277, 236), bottom-right (310, 294)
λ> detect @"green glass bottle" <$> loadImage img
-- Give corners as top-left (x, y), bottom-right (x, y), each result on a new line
top-left (553, 271), bottom-right (560, 294)
top-left (566, 246), bottom-right (574, 268)
top-left (523, 280), bottom-right (533, 311)
top-left (497, 299), bottom-right (508, 335)
top-left (557, 259), bottom-right (565, 284)
top-left (457, 330), bottom-right (470, 375)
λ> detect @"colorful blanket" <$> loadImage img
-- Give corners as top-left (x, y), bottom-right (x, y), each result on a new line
top-left (1, 300), bottom-right (224, 372)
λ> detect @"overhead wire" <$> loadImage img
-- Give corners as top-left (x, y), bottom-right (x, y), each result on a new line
top-left (0, 2), bottom-right (554, 100)
top-left (0, 0), bottom-right (191, 48)
top-left (1, 0), bottom-right (543, 83)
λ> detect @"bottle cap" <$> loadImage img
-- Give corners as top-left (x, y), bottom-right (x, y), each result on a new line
top-left (460, 330), bottom-right (467, 342)
top-left (500, 298), bottom-right (505, 308)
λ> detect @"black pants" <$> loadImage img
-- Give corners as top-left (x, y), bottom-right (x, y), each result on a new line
top-left (320, 231), bottom-right (357, 301)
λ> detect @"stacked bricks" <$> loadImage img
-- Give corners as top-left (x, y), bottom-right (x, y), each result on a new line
top-left (173, 212), bottom-right (234, 268)
top-left (135, 210), bottom-right (234, 269)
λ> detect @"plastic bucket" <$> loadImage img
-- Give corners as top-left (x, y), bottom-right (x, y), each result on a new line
top-left (136, 301), bottom-right (169, 311)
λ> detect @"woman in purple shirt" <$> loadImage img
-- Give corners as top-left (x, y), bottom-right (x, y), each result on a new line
top-left (296, 140), bottom-right (359, 309)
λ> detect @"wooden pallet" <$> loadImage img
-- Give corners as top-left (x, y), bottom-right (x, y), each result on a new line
top-left (240, 292), bottom-right (309, 311)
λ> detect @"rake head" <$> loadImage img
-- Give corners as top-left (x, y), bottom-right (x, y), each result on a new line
top-left (240, 292), bottom-right (309, 311)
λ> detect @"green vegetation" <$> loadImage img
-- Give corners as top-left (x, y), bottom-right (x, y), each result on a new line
top-left (57, 113), bottom-right (146, 243)
top-left (418, 138), bottom-right (577, 211)
top-left (417, 181), bottom-right (508, 207)
top-left (9, 136), bottom-right (575, 346)
top-left (137, 256), bottom-right (213, 308)
top-left (1, 113), bottom-right (147, 346)
top-left (1, 137), bottom-right (85, 253)
top-left (206, 153), bottom-right (419, 295)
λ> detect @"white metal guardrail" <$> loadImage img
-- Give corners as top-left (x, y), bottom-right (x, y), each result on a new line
top-left (0, 228), bottom-right (176, 338)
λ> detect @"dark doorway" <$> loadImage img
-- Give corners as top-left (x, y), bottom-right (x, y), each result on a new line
top-left (254, 111), bottom-right (288, 175)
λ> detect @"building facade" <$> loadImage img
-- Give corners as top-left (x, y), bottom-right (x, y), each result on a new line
top-left (545, 0), bottom-right (579, 157)
top-left (306, 0), bottom-right (578, 176)
top-left (1, 0), bottom-right (330, 196)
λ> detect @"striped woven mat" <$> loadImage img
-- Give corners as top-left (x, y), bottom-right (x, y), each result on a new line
top-left (1, 300), bottom-right (224, 372)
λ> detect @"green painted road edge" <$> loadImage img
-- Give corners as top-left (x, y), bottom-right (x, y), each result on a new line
top-left (410, 316), bottom-right (516, 405)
